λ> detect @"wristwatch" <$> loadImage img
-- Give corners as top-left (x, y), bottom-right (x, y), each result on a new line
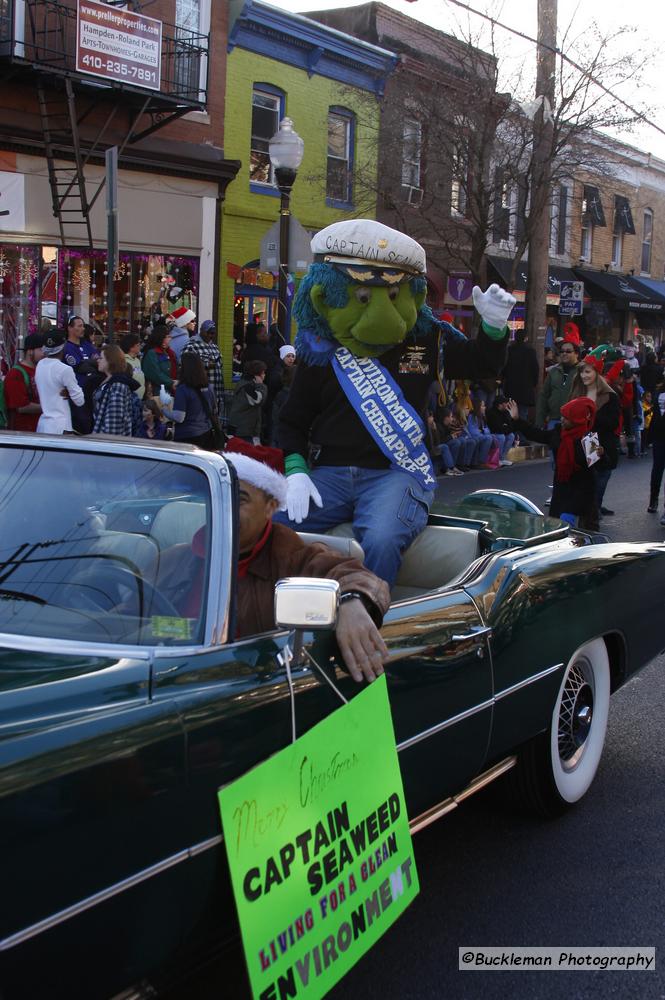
top-left (339, 590), bottom-right (366, 607)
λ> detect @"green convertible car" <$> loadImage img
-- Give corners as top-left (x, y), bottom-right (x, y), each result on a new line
top-left (1, 432), bottom-right (664, 998)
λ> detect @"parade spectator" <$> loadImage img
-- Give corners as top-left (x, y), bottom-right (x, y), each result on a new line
top-left (607, 360), bottom-right (636, 459)
top-left (506, 397), bottom-right (598, 530)
top-left (640, 351), bottom-right (663, 394)
top-left (162, 352), bottom-right (218, 449)
top-left (120, 334), bottom-right (146, 399)
top-left (139, 397), bottom-right (170, 441)
top-left (181, 319), bottom-right (225, 424)
top-left (486, 395), bottom-right (516, 465)
top-left (647, 381), bottom-right (665, 520)
top-left (570, 355), bottom-right (620, 518)
top-left (449, 394), bottom-right (478, 470)
top-left (271, 363), bottom-right (296, 449)
top-left (467, 398), bottom-right (497, 468)
top-left (92, 344), bottom-right (138, 436)
top-left (168, 306), bottom-right (196, 360)
top-left (642, 390), bottom-right (654, 453)
top-left (502, 330), bottom-right (539, 425)
top-left (623, 341), bottom-right (640, 371)
top-left (3, 334), bottom-right (43, 431)
top-left (229, 360), bottom-right (268, 443)
top-left (35, 330), bottom-right (85, 434)
top-left (536, 340), bottom-right (580, 429)
top-left (142, 323), bottom-right (176, 395)
top-left (62, 314), bottom-right (99, 388)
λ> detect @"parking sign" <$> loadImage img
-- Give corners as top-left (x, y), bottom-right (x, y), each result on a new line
top-left (559, 280), bottom-right (584, 316)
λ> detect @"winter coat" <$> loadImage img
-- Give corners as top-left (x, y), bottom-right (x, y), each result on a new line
top-left (142, 348), bottom-right (174, 392)
top-left (535, 363), bottom-right (580, 425)
top-left (229, 377), bottom-right (267, 438)
top-left (512, 418), bottom-right (596, 522)
top-left (92, 374), bottom-right (139, 436)
top-left (503, 341), bottom-right (540, 405)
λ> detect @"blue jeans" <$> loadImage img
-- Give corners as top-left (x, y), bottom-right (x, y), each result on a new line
top-left (470, 434), bottom-right (492, 466)
top-left (274, 466), bottom-right (434, 587)
top-left (493, 432), bottom-right (516, 459)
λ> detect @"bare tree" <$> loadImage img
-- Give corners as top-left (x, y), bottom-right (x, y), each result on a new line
top-left (304, 6), bottom-right (655, 298)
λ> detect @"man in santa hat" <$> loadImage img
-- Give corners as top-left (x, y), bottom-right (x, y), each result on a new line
top-left (168, 306), bottom-right (196, 360)
top-left (228, 451), bottom-right (390, 683)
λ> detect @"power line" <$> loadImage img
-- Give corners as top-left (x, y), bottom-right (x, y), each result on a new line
top-left (443, 0), bottom-right (665, 141)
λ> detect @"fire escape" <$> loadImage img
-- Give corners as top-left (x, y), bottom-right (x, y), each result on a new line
top-left (1, 0), bottom-right (209, 248)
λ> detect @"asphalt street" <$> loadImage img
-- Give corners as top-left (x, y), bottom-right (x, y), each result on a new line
top-left (183, 455), bottom-right (665, 1000)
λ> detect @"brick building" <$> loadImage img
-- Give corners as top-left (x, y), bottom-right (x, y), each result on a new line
top-left (0, 0), bottom-right (239, 364)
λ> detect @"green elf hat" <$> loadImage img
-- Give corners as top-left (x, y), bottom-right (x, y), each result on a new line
top-left (311, 219), bottom-right (426, 286)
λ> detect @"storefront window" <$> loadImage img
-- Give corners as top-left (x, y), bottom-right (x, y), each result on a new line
top-left (0, 244), bottom-right (40, 366)
top-left (57, 250), bottom-right (198, 337)
top-left (0, 244), bottom-right (199, 360)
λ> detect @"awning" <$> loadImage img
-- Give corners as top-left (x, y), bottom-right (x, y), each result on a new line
top-left (575, 268), bottom-right (665, 313)
top-left (487, 256), bottom-right (578, 300)
top-left (632, 276), bottom-right (665, 301)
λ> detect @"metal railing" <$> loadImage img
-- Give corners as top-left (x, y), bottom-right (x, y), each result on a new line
top-left (0, 0), bottom-right (208, 106)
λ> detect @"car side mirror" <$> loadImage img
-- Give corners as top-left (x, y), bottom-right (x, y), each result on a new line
top-left (274, 578), bottom-right (339, 630)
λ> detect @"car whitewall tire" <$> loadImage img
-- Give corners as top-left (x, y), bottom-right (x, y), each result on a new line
top-left (509, 638), bottom-right (611, 818)
top-left (550, 638), bottom-right (610, 803)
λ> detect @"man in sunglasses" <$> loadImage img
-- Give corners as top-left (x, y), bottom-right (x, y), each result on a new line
top-left (536, 339), bottom-right (580, 430)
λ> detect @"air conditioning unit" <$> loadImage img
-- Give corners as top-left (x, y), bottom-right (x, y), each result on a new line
top-left (407, 186), bottom-right (424, 207)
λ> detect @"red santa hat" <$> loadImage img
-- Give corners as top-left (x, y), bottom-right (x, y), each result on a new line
top-left (582, 353), bottom-right (604, 374)
top-left (224, 451), bottom-right (288, 510)
top-left (170, 306), bottom-right (196, 328)
top-left (606, 360), bottom-right (628, 384)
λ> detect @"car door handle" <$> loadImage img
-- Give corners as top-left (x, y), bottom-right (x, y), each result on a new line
top-left (450, 626), bottom-right (493, 644)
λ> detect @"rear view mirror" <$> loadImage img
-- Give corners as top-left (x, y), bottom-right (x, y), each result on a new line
top-left (274, 578), bottom-right (339, 630)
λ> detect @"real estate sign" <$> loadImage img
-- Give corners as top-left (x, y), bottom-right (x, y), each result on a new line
top-left (218, 676), bottom-right (419, 1000)
top-left (77, 0), bottom-right (162, 92)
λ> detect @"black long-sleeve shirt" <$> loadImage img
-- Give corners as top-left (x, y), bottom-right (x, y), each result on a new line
top-left (278, 327), bottom-right (508, 469)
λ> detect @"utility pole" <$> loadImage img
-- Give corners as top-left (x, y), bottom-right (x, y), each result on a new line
top-left (525, 0), bottom-right (557, 381)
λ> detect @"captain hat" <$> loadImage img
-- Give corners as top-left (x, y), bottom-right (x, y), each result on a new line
top-left (311, 220), bottom-right (426, 285)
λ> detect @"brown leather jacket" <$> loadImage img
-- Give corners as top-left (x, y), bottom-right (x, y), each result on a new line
top-left (237, 523), bottom-right (391, 638)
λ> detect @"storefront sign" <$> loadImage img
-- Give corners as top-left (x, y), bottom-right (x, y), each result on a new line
top-left (77, 0), bottom-right (162, 91)
top-left (0, 172), bottom-right (25, 232)
top-left (218, 677), bottom-right (419, 1000)
top-left (447, 273), bottom-right (473, 302)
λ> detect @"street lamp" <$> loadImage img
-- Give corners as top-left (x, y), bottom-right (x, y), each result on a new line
top-left (269, 117), bottom-right (304, 341)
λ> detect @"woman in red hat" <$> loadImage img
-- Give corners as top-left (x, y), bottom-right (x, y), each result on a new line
top-left (570, 354), bottom-right (621, 517)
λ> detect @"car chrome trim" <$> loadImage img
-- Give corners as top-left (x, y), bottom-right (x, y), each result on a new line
top-left (408, 756), bottom-right (517, 835)
top-left (398, 663), bottom-right (564, 752)
top-left (0, 834), bottom-right (223, 951)
top-left (494, 662), bottom-right (563, 700)
top-left (397, 698), bottom-right (494, 751)
top-left (0, 633), bottom-right (153, 659)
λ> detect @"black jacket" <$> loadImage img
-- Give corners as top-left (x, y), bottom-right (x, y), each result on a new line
top-left (593, 390), bottom-right (621, 469)
top-left (278, 327), bottom-right (508, 469)
top-left (648, 396), bottom-right (665, 444)
top-left (502, 341), bottom-right (540, 406)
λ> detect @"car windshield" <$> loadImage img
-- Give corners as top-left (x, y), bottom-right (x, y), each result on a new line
top-left (0, 446), bottom-right (213, 646)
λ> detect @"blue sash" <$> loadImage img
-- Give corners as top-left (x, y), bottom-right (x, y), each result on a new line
top-left (331, 347), bottom-right (436, 490)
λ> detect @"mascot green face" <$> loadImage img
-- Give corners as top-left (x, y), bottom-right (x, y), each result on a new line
top-left (310, 280), bottom-right (427, 357)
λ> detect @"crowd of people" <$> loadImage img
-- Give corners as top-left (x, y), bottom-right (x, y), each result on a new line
top-left (3, 309), bottom-right (665, 529)
top-left (0, 310), bottom-right (226, 448)
top-left (425, 320), bottom-right (665, 530)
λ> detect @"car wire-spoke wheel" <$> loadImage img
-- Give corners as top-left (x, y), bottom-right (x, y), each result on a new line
top-left (550, 639), bottom-right (610, 803)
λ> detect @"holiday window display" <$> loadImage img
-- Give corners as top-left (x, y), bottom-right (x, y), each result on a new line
top-left (0, 244), bottom-right (40, 368)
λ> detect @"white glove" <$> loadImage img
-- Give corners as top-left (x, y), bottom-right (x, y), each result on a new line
top-left (159, 385), bottom-right (174, 408)
top-left (472, 283), bottom-right (516, 330)
top-left (286, 473), bottom-right (323, 524)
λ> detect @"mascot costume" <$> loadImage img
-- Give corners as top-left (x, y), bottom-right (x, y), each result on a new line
top-left (275, 220), bottom-right (515, 586)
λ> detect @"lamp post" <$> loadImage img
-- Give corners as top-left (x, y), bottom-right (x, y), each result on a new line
top-left (268, 118), bottom-right (304, 342)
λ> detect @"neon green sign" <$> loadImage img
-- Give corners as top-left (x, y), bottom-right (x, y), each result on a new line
top-left (218, 676), bottom-right (419, 1000)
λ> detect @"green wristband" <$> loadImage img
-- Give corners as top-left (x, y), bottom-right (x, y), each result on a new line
top-left (284, 453), bottom-right (310, 476)
top-left (480, 319), bottom-right (509, 341)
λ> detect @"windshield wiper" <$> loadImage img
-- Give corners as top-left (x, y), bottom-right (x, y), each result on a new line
top-left (0, 588), bottom-right (46, 605)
